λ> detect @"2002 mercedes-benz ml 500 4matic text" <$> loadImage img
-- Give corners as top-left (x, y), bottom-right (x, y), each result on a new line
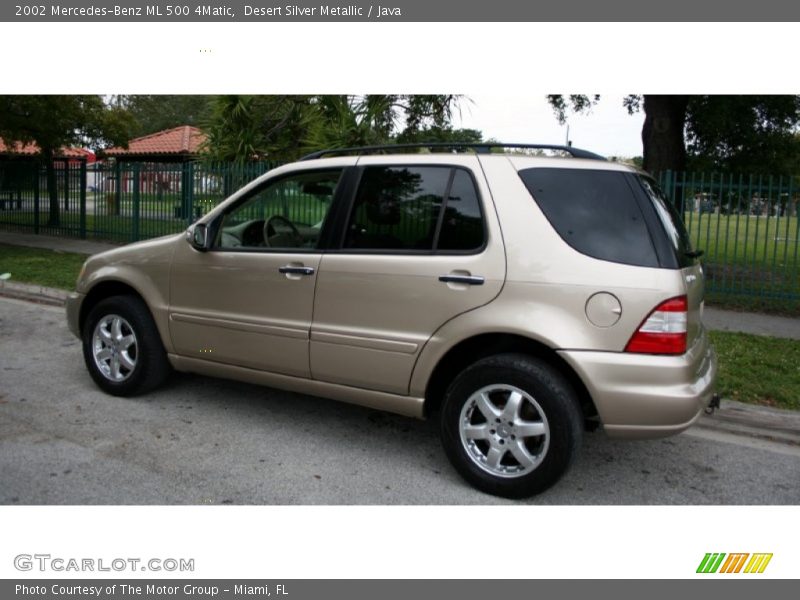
top-left (66, 143), bottom-right (718, 498)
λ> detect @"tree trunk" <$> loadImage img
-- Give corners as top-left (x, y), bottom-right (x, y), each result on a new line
top-left (641, 95), bottom-right (689, 175)
top-left (44, 149), bottom-right (60, 227)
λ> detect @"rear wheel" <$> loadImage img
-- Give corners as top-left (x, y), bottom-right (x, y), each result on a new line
top-left (82, 295), bottom-right (170, 396)
top-left (440, 353), bottom-right (582, 498)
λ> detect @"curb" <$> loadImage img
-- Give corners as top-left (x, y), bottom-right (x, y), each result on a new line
top-left (696, 399), bottom-right (800, 446)
top-left (0, 280), bottom-right (68, 307)
top-left (1, 282), bottom-right (799, 444)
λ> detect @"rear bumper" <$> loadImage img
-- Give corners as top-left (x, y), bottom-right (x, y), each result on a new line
top-left (65, 292), bottom-right (84, 339)
top-left (558, 331), bottom-right (718, 439)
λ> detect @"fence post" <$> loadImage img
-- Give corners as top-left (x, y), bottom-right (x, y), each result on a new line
top-left (79, 159), bottom-right (87, 239)
top-left (182, 162), bottom-right (195, 224)
top-left (33, 162), bottom-right (40, 235)
top-left (63, 160), bottom-right (69, 214)
top-left (132, 163), bottom-right (141, 242)
top-left (674, 171), bottom-right (684, 213)
top-left (114, 160), bottom-right (122, 217)
top-left (223, 163), bottom-right (232, 198)
top-left (663, 169), bottom-right (674, 206)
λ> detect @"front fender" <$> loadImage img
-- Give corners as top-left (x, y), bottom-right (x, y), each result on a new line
top-left (76, 236), bottom-right (179, 352)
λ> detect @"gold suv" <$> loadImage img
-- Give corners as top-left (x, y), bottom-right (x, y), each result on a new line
top-left (66, 144), bottom-right (718, 498)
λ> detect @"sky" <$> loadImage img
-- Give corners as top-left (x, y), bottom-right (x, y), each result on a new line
top-left (455, 95), bottom-right (646, 158)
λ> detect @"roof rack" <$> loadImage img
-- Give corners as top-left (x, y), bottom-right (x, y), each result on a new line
top-left (299, 143), bottom-right (606, 162)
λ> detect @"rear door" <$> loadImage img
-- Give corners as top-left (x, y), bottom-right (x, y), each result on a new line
top-left (309, 155), bottom-right (505, 394)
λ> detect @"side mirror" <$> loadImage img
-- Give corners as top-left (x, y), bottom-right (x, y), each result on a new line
top-left (186, 223), bottom-right (211, 252)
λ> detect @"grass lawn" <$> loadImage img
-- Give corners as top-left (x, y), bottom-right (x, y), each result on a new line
top-left (0, 211), bottom-right (187, 244)
top-left (709, 330), bottom-right (800, 410)
top-left (686, 212), bottom-right (798, 267)
top-left (0, 192), bottom-right (326, 244)
top-left (0, 244), bottom-right (87, 290)
top-left (685, 213), bottom-right (799, 304)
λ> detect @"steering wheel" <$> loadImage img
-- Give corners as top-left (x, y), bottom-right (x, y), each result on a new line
top-left (263, 215), bottom-right (304, 248)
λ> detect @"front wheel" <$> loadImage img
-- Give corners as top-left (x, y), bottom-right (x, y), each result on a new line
top-left (440, 354), bottom-right (583, 498)
top-left (82, 295), bottom-right (171, 396)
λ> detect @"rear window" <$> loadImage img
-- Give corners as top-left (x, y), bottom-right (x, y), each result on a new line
top-left (518, 168), bottom-right (659, 268)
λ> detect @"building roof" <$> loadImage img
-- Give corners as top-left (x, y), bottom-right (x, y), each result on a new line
top-left (104, 126), bottom-right (207, 158)
top-left (0, 138), bottom-right (95, 160)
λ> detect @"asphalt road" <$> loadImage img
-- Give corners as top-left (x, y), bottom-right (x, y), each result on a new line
top-left (1, 297), bottom-right (798, 505)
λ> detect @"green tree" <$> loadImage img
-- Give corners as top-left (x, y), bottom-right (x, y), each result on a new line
top-left (202, 95), bottom-right (316, 162)
top-left (396, 126), bottom-right (483, 145)
top-left (0, 95), bottom-right (133, 225)
top-left (394, 94), bottom-right (461, 138)
top-left (302, 95), bottom-right (396, 151)
top-left (302, 95), bottom-right (477, 148)
top-left (683, 96), bottom-right (800, 173)
top-left (202, 95), bottom-right (471, 162)
top-left (547, 95), bottom-right (800, 174)
top-left (113, 95), bottom-right (214, 137)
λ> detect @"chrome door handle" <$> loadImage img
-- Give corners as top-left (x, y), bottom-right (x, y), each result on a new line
top-left (279, 266), bottom-right (315, 275)
top-left (439, 274), bottom-right (485, 285)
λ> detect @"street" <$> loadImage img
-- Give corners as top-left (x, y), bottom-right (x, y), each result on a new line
top-left (1, 296), bottom-right (798, 505)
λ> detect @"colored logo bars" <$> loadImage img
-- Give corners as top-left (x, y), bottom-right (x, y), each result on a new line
top-left (696, 553), bottom-right (773, 574)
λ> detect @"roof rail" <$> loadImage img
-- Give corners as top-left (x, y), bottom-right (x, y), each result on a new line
top-left (299, 143), bottom-right (606, 162)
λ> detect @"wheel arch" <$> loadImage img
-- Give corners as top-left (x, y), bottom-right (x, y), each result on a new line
top-left (423, 333), bottom-right (598, 424)
top-left (79, 280), bottom-right (165, 344)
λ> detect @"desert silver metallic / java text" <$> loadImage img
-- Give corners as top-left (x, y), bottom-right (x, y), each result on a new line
top-left (459, 384), bottom-right (550, 478)
top-left (92, 315), bottom-right (138, 382)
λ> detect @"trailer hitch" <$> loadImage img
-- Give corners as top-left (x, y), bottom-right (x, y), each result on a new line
top-left (705, 393), bottom-right (721, 415)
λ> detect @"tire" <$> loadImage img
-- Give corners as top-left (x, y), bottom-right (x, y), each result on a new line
top-left (82, 295), bottom-right (171, 396)
top-left (440, 353), bottom-right (582, 498)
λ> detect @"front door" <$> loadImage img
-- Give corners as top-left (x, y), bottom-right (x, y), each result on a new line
top-left (169, 167), bottom-right (345, 377)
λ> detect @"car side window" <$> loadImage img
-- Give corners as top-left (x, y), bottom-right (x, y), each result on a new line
top-left (518, 167), bottom-right (659, 268)
top-left (437, 169), bottom-right (485, 251)
top-left (343, 165), bottom-right (485, 252)
top-left (215, 169), bottom-right (343, 251)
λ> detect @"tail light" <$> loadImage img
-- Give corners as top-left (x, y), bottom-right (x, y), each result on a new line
top-left (625, 296), bottom-right (688, 355)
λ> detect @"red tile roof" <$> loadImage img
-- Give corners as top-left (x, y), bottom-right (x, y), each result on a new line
top-left (0, 138), bottom-right (94, 159)
top-left (104, 126), bottom-right (207, 157)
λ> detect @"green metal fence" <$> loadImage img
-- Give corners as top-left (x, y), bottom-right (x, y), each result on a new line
top-left (0, 158), bottom-right (88, 240)
top-left (0, 160), bottom-right (277, 244)
top-left (657, 170), bottom-right (799, 306)
top-left (1, 160), bottom-right (798, 306)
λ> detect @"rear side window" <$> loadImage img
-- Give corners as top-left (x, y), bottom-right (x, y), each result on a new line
top-left (518, 168), bottom-right (659, 268)
top-left (437, 169), bottom-right (484, 251)
top-left (344, 165), bottom-right (485, 252)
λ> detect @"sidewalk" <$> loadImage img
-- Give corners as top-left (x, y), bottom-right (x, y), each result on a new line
top-left (703, 306), bottom-right (800, 341)
top-left (0, 230), bottom-right (120, 256)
